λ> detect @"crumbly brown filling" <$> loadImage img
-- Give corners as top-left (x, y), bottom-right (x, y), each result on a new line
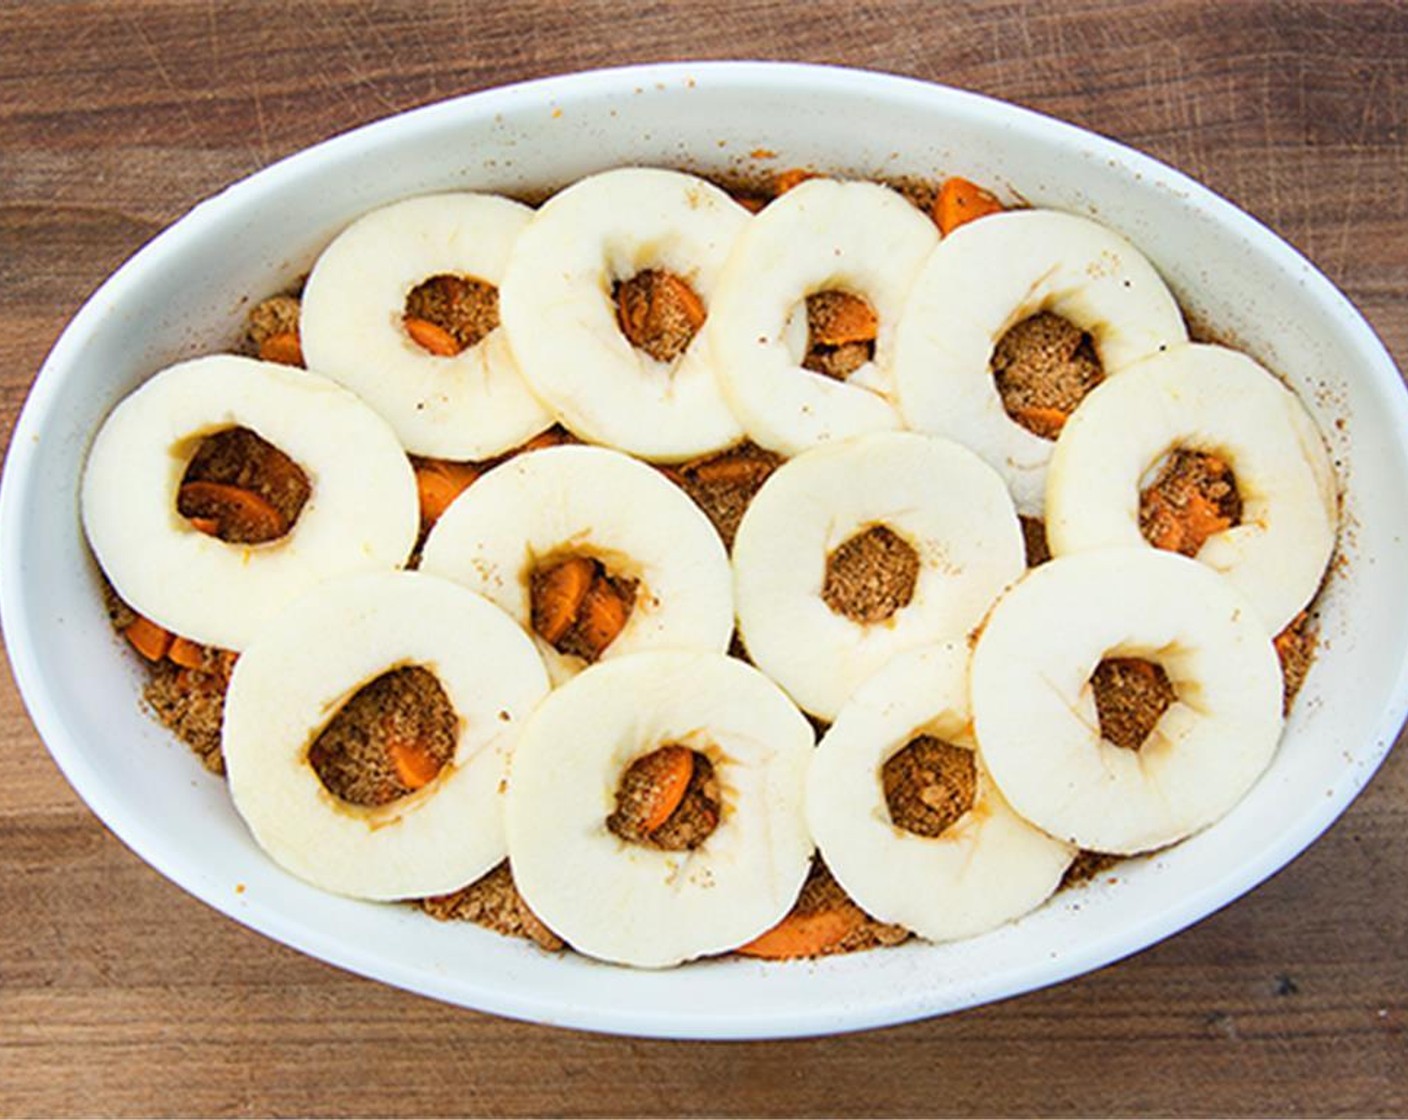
top-left (1275, 610), bottom-right (1317, 714)
top-left (607, 746), bottom-right (721, 851)
top-left (1139, 449), bottom-right (1243, 557)
top-left (1091, 658), bottom-right (1176, 751)
top-left (419, 861), bottom-right (564, 952)
top-left (883, 735), bottom-right (978, 838)
top-left (668, 442), bottom-right (784, 549)
top-left (528, 555), bottom-right (638, 662)
top-left (178, 426), bottom-right (311, 543)
top-left (802, 290), bottom-right (877, 380)
top-left (143, 658), bottom-right (232, 775)
top-left (404, 273), bottom-right (500, 353)
top-left (1020, 515), bottom-right (1052, 568)
top-left (246, 293), bottom-right (302, 348)
top-left (821, 524), bottom-right (920, 623)
top-left (1060, 849), bottom-right (1122, 889)
top-left (306, 666), bottom-right (458, 807)
top-left (738, 859), bottom-right (910, 959)
top-left (615, 269), bottom-right (706, 363)
top-left (991, 311), bottom-right (1104, 439)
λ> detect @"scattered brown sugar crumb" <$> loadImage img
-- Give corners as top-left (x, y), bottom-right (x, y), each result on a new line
top-left (1020, 515), bottom-right (1052, 567)
top-left (306, 666), bottom-right (458, 807)
top-left (736, 859), bottom-right (910, 960)
top-left (419, 861), bottom-right (564, 952)
top-left (1060, 849), bottom-right (1122, 890)
top-left (404, 273), bottom-right (500, 353)
top-left (614, 269), bottom-right (706, 363)
top-left (1092, 658), bottom-right (1176, 751)
top-left (1275, 610), bottom-right (1317, 714)
top-left (530, 556), bottom-right (638, 663)
top-left (669, 442), bottom-right (784, 549)
top-left (802, 290), bottom-right (878, 380)
top-left (883, 736), bottom-right (978, 838)
top-left (1139, 449), bottom-right (1243, 557)
top-left (245, 293), bottom-right (303, 367)
top-left (608, 747), bottom-right (721, 851)
top-left (143, 658), bottom-right (232, 774)
top-left (822, 524), bottom-right (920, 624)
top-left (179, 426), bottom-right (311, 542)
top-left (991, 311), bottom-right (1105, 439)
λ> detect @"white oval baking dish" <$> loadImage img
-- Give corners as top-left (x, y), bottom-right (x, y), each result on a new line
top-left (2, 62), bottom-right (1405, 1039)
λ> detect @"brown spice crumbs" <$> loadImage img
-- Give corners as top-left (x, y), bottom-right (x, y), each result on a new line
top-left (763, 859), bottom-right (910, 958)
top-left (179, 426), bottom-right (311, 541)
top-left (306, 666), bottom-right (458, 807)
top-left (143, 658), bottom-right (231, 774)
top-left (1275, 610), bottom-right (1317, 714)
top-left (608, 748), bottom-right (722, 851)
top-left (1091, 658), bottom-right (1177, 751)
top-left (991, 311), bottom-right (1104, 439)
top-left (821, 524), bottom-right (920, 624)
top-left (883, 735), bottom-right (978, 838)
top-left (1139, 449), bottom-right (1243, 557)
top-left (670, 442), bottom-right (784, 549)
top-left (419, 861), bottom-right (564, 952)
top-left (245, 293), bottom-right (301, 350)
top-left (614, 269), bottom-right (706, 363)
top-left (404, 273), bottom-right (500, 352)
top-left (1020, 515), bottom-right (1052, 568)
top-left (1060, 849), bottom-right (1122, 890)
top-left (802, 290), bottom-right (877, 380)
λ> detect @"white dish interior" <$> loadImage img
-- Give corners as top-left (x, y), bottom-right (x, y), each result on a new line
top-left (3, 62), bottom-right (1406, 1039)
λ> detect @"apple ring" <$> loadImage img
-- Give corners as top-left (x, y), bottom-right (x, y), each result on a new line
top-left (707, 178), bottom-right (939, 455)
top-left (505, 651), bottom-right (814, 968)
top-left (300, 192), bottom-right (553, 459)
top-left (808, 642), bottom-right (1076, 942)
top-left (1046, 343), bottom-right (1337, 633)
top-left (222, 570), bottom-right (550, 900)
top-left (971, 549), bottom-right (1284, 855)
top-left (498, 168), bottom-right (749, 461)
top-left (894, 209), bottom-right (1187, 514)
top-left (81, 355), bottom-right (418, 650)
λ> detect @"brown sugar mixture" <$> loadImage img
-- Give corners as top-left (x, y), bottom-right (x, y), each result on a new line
top-left (246, 293), bottom-right (304, 366)
top-left (419, 861), bottom-right (564, 952)
top-left (1140, 449), bottom-right (1242, 557)
top-left (991, 311), bottom-right (1105, 439)
top-left (1091, 658), bottom-right (1177, 751)
top-left (735, 859), bottom-right (910, 960)
top-left (306, 666), bottom-right (458, 807)
top-left (143, 656), bottom-right (234, 774)
top-left (1274, 610), bottom-right (1317, 714)
top-left (404, 273), bottom-right (500, 356)
top-left (1060, 849), bottom-right (1122, 889)
top-left (668, 442), bottom-right (784, 549)
top-left (1020, 515), bottom-right (1052, 568)
top-left (178, 427), bottom-right (311, 544)
top-left (802, 290), bottom-right (878, 380)
top-left (615, 269), bottom-right (706, 363)
top-left (607, 745), bottom-right (722, 851)
top-left (529, 555), bottom-right (638, 662)
top-left (883, 735), bottom-right (978, 838)
top-left (822, 524), bottom-right (920, 624)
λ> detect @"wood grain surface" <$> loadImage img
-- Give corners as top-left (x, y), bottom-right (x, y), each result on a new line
top-left (2, 1), bottom-right (1406, 1116)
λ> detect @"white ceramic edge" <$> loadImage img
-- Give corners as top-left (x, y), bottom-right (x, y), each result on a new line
top-left (3, 60), bottom-right (1407, 1040)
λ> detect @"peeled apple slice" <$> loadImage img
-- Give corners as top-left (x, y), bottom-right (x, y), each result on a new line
top-left (732, 431), bottom-right (1024, 721)
top-left (893, 209), bottom-right (1188, 515)
top-left (419, 444), bottom-right (733, 685)
top-left (300, 192), bottom-right (553, 459)
top-left (971, 549), bottom-right (1284, 854)
top-left (1045, 343), bottom-right (1337, 633)
top-left (808, 642), bottom-right (1075, 942)
top-left (706, 178), bottom-right (939, 455)
top-left (505, 651), bottom-right (815, 967)
top-left (81, 355), bottom-right (418, 651)
top-left (223, 570), bottom-right (550, 900)
top-left (497, 168), bottom-right (749, 461)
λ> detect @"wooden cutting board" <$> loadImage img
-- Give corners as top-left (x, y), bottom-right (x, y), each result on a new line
top-left (1, 2), bottom-right (1404, 1115)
